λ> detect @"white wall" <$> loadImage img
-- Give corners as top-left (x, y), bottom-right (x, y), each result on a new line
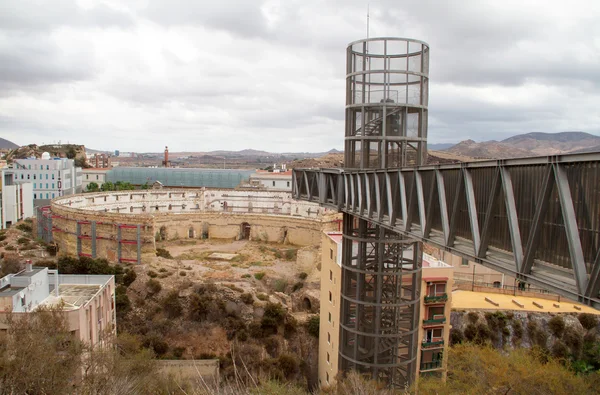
top-left (10, 268), bottom-right (51, 312)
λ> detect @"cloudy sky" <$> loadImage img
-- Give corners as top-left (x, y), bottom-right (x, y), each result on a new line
top-left (1, 0), bottom-right (599, 153)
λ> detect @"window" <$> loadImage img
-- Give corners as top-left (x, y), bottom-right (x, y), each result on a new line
top-left (33, 174), bottom-right (36, 179)
top-left (46, 193), bottom-right (49, 199)
top-left (52, 174), bottom-right (54, 180)
top-left (326, 372), bottom-right (329, 384)
top-left (52, 193), bottom-right (55, 198)
top-left (327, 352), bottom-right (330, 364)
top-left (329, 270), bottom-right (333, 281)
top-left (328, 312), bottom-right (331, 323)
top-left (27, 174), bottom-right (30, 179)
top-left (33, 183), bottom-right (36, 188)
top-left (272, 181), bottom-right (275, 186)
top-left (46, 165), bottom-right (49, 170)
top-left (52, 183), bottom-right (54, 189)
top-left (427, 282), bottom-right (446, 297)
top-left (96, 175), bottom-right (99, 180)
top-left (427, 306), bottom-right (444, 320)
top-left (461, 257), bottom-right (469, 266)
top-left (46, 183), bottom-right (48, 189)
top-left (287, 181), bottom-right (290, 187)
top-left (328, 332), bottom-right (330, 344)
top-left (425, 328), bottom-right (443, 342)
top-left (329, 291), bottom-right (332, 303)
top-left (45, 174), bottom-right (48, 179)
top-left (34, 193), bottom-right (37, 199)
top-left (86, 174), bottom-right (89, 180)
top-left (330, 248), bottom-right (333, 259)
top-left (20, 174), bottom-right (23, 179)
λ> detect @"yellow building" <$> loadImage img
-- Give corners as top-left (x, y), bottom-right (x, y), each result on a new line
top-left (318, 232), bottom-right (453, 386)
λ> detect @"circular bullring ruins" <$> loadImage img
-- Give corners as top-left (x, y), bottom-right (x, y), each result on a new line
top-left (42, 189), bottom-right (339, 264)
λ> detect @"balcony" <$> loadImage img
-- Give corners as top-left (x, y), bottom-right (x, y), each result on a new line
top-left (420, 360), bottom-right (443, 371)
top-left (421, 340), bottom-right (444, 349)
top-left (423, 317), bottom-right (446, 326)
top-left (424, 293), bottom-right (448, 304)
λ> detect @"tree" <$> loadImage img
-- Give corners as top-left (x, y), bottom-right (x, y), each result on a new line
top-left (66, 146), bottom-right (77, 159)
top-left (86, 182), bottom-right (100, 192)
top-left (101, 181), bottom-right (114, 191)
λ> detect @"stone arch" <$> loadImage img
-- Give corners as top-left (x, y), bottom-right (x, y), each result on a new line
top-left (188, 227), bottom-right (195, 238)
top-left (240, 222), bottom-right (251, 240)
top-left (302, 297), bottom-right (312, 311)
top-left (159, 226), bottom-right (167, 241)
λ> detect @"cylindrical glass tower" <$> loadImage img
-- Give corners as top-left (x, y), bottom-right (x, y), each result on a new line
top-left (344, 38), bottom-right (429, 168)
top-left (339, 37), bottom-right (428, 387)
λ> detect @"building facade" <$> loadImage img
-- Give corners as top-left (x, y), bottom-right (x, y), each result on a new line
top-left (7, 156), bottom-right (82, 202)
top-left (246, 170), bottom-right (292, 191)
top-left (82, 168), bottom-right (110, 191)
top-left (0, 172), bottom-right (34, 229)
top-left (319, 233), bottom-right (453, 387)
top-left (0, 262), bottom-right (116, 346)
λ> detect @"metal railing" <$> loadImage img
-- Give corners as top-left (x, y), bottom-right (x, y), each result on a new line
top-left (420, 360), bottom-right (442, 371)
top-left (424, 294), bottom-right (448, 303)
top-left (423, 318), bottom-right (446, 325)
top-left (421, 340), bottom-right (444, 348)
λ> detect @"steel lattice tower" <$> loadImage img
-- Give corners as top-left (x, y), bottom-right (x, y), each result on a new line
top-left (339, 37), bottom-right (429, 387)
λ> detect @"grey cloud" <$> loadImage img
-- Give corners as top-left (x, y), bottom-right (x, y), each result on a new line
top-left (0, 0), bottom-right (134, 31)
top-left (0, 33), bottom-right (95, 91)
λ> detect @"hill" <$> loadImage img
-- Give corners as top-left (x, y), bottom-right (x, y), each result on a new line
top-left (5, 144), bottom-right (88, 167)
top-left (445, 132), bottom-right (600, 159)
top-left (0, 138), bottom-right (19, 150)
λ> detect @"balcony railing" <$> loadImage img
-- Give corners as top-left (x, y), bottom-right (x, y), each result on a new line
top-left (424, 294), bottom-right (448, 303)
top-left (423, 317), bottom-right (446, 325)
top-left (420, 360), bottom-right (442, 371)
top-left (421, 340), bottom-right (444, 348)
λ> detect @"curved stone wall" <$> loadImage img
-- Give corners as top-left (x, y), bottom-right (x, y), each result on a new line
top-left (50, 188), bottom-right (339, 263)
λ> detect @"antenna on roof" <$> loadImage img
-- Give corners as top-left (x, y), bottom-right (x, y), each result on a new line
top-left (366, 4), bottom-right (370, 40)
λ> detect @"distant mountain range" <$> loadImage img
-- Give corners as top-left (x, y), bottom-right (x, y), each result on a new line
top-left (0, 138), bottom-right (19, 150)
top-left (442, 132), bottom-right (600, 159)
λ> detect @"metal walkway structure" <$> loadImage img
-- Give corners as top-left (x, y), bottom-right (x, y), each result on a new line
top-left (293, 154), bottom-right (600, 306)
top-left (292, 37), bottom-right (600, 388)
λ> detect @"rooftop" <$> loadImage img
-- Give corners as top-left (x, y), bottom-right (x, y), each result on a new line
top-left (42, 284), bottom-right (102, 310)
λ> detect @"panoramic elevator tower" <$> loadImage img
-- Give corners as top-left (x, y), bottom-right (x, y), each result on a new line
top-left (339, 37), bottom-right (429, 387)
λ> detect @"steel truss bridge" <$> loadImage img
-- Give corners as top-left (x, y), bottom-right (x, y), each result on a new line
top-left (293, 153), bottom-right (600, 307)
top-left (293, 36), bottom-right (600, 387)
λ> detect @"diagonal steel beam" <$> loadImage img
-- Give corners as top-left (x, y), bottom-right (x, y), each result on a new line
top-left (478, 169), bottom-right (501, 259)
top-left (398, 172), bottom-right (408, 229)
top-left (500, 167), bottom-right (524, 271)
top-left (435, 169), bottom-right (450, 244)
top-left (415, 170), bottom-right (426, 236)
top-left (447, 170), bottom-right (465, 247)
top-left (554, 163), bottom-right (588, 294)
top-left (385, 173), bottom-right (396, 225)
top-left (522, 165), bottom-right (555, 275)
top-left (463, 168), bottom-right (480, 256)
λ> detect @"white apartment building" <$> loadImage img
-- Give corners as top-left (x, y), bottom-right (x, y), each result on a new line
top-left (8, 154), bottom-right (83, 203)
top-left (82, 168), bottom-right (110, 191)
top-left (247, 170), bottom-right (292, 191)
top-left (0, 262), bottom-right (116, 346)
top-left (0, 181), bottom-right (34, 229)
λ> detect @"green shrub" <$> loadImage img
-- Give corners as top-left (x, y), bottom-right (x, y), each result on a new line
top-left (284, 249), bottom-right (297, 261)
top-left (272, 279), bottom-right (288, 293)
top-left (146, 279), bottom-right (162, 296)
top-left (240, 293), bottom-right (254, 305)
top-left (156, 248), bottom-right (172, 259)
top-left (122, 269), bottom-right (137, 287)
top-left (17, 237), bottom-right (30, 245)
top-left (147, 270), bottom-right (158, 278)
top-left (162, 290), bottom-right (183, 318)
top-left (16, 223), bottom-right (32, 233)
top-left (551, 340), bottom-right (569, 359)
top-left (563, 330), bottom-right (584, 357)
top-left (0, 235), bottom-right (6, 242)
top-left (4, 246), bottom-right (15, 251)
top-left (241, 274), bottom-right (251, 278)
top-left (450, 328), bottom-right (464, 345)
top-left (188, 294), bottom-right (210, 321)
top-left (307, 315), bottom-right (320, 337)
top-left (254, 272), bottom-right (266, 280)
top-left (578, 313), bottom-right (598, 331)
top-left (143, 333), bottom-right (169, 356)
top-left (467, 311), bottom-right (479, 324)
top-left (179, 271), bottom-right (186, 276)
top-left (277, 353), bottom-right (300, 378)
top-left (158, 268), bottom-right (168, 273)
top-left (298, 272), bottom-right (308, 280)
top-left (548, 316), bottom-right (566, 337)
